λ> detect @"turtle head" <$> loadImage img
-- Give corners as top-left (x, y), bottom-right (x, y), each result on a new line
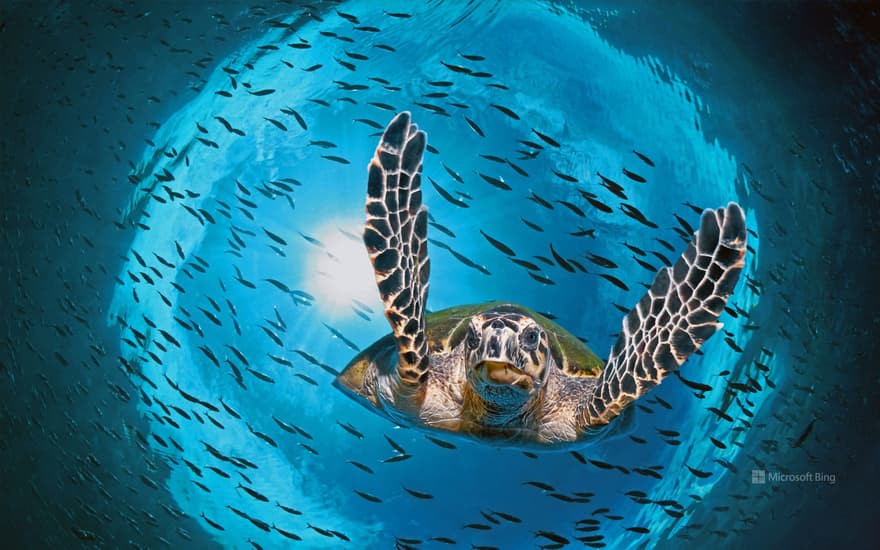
top-left (464, 312), bottom-right (550, 407)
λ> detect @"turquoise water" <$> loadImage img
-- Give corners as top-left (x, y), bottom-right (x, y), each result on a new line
top-left (2, 1), bottom-right (877, 548)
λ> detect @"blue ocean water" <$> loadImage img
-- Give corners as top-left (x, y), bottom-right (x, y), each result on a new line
top-left (1, 1), bottom-right (878, 548)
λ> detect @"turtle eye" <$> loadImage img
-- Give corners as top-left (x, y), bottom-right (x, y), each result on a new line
top-left (521, 327), bottom-right (540, 350)
top-left (466, 324), bottom-right (480, 350)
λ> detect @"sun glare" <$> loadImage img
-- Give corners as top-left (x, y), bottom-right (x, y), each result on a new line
top-left (306, 220), bottom-right (378, 316)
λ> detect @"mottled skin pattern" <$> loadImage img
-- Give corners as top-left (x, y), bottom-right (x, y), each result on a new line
top-left (361, 111), bottom-right (430, 387)
top-left (587, 203), bottom-right (748, 425)
top-left (335, 112), bottom-right (747, 446)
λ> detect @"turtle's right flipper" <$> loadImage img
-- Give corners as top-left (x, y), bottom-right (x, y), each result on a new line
top-left (364, 112), bottom-right (431, 387)
top-left (586, 202), bottom-right (747, 426)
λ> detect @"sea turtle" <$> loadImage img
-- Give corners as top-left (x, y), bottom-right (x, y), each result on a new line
top-left (334, 112), bottom-right (747, 445)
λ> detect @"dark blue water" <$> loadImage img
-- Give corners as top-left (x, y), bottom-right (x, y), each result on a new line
top-left (2, 1), bottom-right (878, 548)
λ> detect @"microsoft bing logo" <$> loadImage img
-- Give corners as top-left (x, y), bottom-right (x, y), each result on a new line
top-left (749, 469), bottom-right (836, 485)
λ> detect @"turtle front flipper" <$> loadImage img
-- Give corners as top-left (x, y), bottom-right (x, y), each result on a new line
top-left (364, 112), bottom-right (431, 387)
top-left (586, 202), bottom-right (747, 426)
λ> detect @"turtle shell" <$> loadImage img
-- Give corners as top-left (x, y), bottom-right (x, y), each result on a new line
top-left (425, 301), bottom-right (604, 377)
top-left (335, 301), bottom-right (604, 409)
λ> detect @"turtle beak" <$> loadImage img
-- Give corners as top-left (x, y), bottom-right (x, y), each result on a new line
top-left (475, 361), bottom-right (534, 392)
top-left (470, 325), bottom-right (537, 392)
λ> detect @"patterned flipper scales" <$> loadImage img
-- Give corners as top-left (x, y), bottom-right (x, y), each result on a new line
top-left (587, 202), bottom-right (747, 425)
top-left (364, 112), bottom-right (431, 386)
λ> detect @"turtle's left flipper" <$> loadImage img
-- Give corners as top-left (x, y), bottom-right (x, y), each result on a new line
top-left (364, 112), bottom-right (431, 387)
top-left (586, 202), bottom-right (747, 426)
